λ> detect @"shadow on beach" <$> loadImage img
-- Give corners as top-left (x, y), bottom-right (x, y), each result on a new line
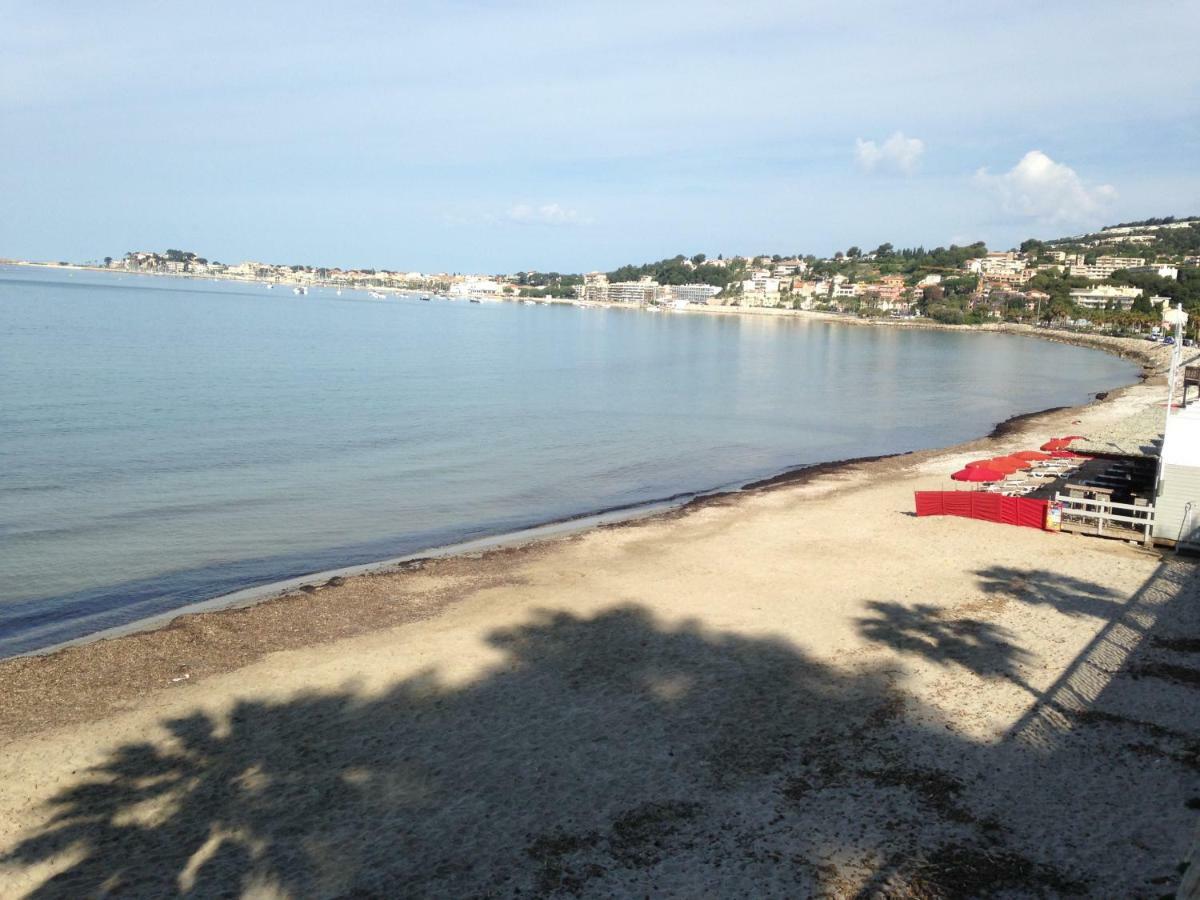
top-left (5, 563), bottom-right (1200, 897)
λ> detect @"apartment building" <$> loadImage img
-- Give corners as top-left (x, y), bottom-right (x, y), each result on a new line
top-left (1069, 284), bottom-right (1143, 310)
top-left (1070, 256), bottom-right (1146, 279)
top-left (576, 272), bottom-right (610, 303)
top-left (741, 270), bottom-right (781, 296)
top-left (868, 275), bottom-right (906, 304)
top-left (985, 269), bottom-right (1034, 289)
top-left (667, 284), bottom-right (722, 305)
top-left (980, 251), bottom-right (1026, 277)
top-left (607, 278), bottom-right (662, 304)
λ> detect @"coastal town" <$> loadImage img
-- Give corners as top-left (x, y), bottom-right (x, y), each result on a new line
top-left (9, 0), bottom-right (1200, 894)
top-left (13, 215), bottom-right (1199, 337)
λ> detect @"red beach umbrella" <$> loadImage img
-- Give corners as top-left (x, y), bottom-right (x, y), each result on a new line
top-left (970, 458), bottom-right (1018, 473)
top-left (951, 467), bottom-right (1004, 482)
top-left (1011, 451), bottom-right (1053, 461)
top-left (966, 459), bottom-right (1005, 469)
top-left (989, 455), bottom-right (1022, 465)
top-left (1041, 438), bottom-right (1069, 451)
top-left (1049, 450), bottom-right (1082, 459)
top-left (990, 456), bottom-right (1032, 470)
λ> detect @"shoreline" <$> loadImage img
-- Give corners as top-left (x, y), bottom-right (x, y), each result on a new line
top-left (1, 262), bottom-right (1166, 371)
top-left (2, 329), bottom-right (1159, 662)
top-left (0, 389), bottom-right (1115, 731)
top-left (0, 371), bottom-right (1160, 690)
top-left (2, 335), bottom-right (1195, 896)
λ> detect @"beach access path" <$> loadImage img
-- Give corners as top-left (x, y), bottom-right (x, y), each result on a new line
top-left (1, 344), bottom-right (1198, 897)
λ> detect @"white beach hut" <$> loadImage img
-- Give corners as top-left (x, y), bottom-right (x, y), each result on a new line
top-left (1153, 402), bottom-right (1200, 547)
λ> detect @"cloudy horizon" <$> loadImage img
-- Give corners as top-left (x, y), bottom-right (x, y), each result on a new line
top-left (2, 0), bottom-right (1197, 272)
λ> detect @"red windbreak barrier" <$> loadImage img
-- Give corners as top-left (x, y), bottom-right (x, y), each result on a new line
top-left (913, 491), bottom-right (1049, 530)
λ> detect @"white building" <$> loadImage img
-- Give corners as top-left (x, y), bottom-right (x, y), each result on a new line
top-left (740, 275), bottom-right (781, 296)
top-left (1154, 398), bottom-right (1200, 547)
top-left (980, 251), bottom-right (1026, 277)
top-left (1070, 256), bottom-right (1146, 280)
top-left (772, 259), bottom-right (807, 278)
top-left (1128, 264), bottom-right (1179, 280)
top-left (667, 284), bottom-right (722, 305)
top-left (576, 272), bottom-right (610, 303)
top-left (449, 278), bottom-right (502, 297)
top-left (1068, 284), bottom-right (1143, 310)
top-left (607, 279), bottom-right (661, 304)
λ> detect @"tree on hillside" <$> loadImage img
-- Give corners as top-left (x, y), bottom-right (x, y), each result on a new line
top-left (608, 255), bottom-right (744, 289)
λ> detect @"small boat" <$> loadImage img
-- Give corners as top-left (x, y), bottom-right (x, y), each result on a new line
top-left (469, 298), bottom-right (481, 304)
top-left (293, 286), bottom-right (307, 295)
top-left (336, 289), bottom-right (342, 296)
top-left (368, 290), bottom-right (386, 299)
top-left (421, 296), bottom-right (431, 301)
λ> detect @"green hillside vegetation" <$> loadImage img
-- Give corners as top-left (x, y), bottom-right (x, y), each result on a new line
top-left (513, 271), bottom-right (583, 299)
top-left (607, 254), bottom-right (747, 288)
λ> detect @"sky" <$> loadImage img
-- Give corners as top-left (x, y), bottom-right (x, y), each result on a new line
top-left (2, 0), bottom-right (1198, 273)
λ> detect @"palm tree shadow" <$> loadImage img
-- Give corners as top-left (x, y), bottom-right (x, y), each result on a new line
top-left (3, 595), bottom-right (1191, 897)
top-left (975, 566), bottom-right (1125, 619)
top-left (855, 600), bottom-right (1037, 694)
top-left (7, 607), bottom-right (915, 896)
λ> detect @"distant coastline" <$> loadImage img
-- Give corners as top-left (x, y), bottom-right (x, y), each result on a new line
top-left (0, 259), bottom-right (1160, 369)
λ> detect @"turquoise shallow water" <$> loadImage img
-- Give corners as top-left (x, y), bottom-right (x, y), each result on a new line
top-left (0, 266), bottom-right (1140, 655)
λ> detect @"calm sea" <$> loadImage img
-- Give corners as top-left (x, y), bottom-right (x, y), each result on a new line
top-left (0, 267), bottom-right (1139, 655)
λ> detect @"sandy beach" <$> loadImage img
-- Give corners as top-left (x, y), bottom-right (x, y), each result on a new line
top-left (2, 335), bottom-right (1198, 897)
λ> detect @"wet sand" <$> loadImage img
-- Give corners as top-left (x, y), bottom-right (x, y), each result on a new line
top-left (1, 338), bottom-right (1198, 897)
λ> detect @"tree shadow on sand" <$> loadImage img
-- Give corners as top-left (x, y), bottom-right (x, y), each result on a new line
top-left (973, 566), bottom-right (1126, 620)
top-left (855, 600), bottom-right (1037, 695)
top-left (853, 565), bottom-right (1152, 698)
top-left (4, 592), bottom-right (1197, 897)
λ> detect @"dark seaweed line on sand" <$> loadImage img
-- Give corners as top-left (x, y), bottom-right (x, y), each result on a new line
top-left (3, 395), bottom-right (1107, 659)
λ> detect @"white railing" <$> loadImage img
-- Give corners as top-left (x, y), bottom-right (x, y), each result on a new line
top-left (1054, 493), bottom-right (1155, 543)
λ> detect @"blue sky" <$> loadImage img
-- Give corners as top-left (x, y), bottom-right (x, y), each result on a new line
top-left (2, 0), bottom-right (1198, 272)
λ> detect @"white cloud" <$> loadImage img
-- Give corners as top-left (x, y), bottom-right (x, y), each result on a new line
top-left (855, 131), bottom-right (924, 174)
top-left (506, 203), bottom-right (588, 226)
top-left (974, 150), bottom-right (1116, 225)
